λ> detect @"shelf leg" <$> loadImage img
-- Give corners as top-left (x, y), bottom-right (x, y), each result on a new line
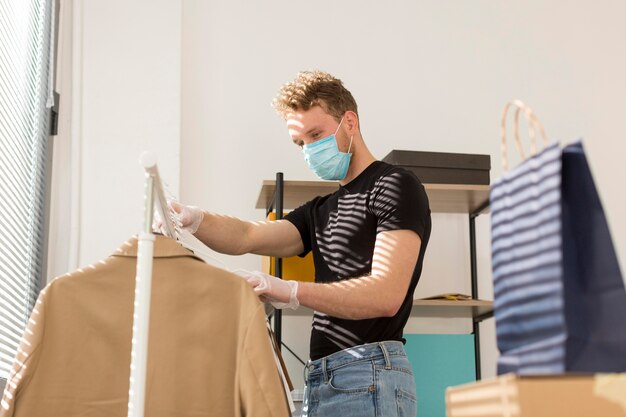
top-left (469, 213), bottom-right (482, 380)
top-left (273, 173), bottom-right (284, 350)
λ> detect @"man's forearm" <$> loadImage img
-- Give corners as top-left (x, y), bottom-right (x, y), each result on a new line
top-left (193, 212), bottom-right (252, 255)
top-left (296, 276), bottom-right (404, 320)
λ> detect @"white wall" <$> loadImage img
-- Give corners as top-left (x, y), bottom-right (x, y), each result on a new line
top-left (181, 0), bottom-right (626, 268)
top-left (72, 0), bottom-right (181, 268)
top-left (180, 0), bottom-right (626, 387)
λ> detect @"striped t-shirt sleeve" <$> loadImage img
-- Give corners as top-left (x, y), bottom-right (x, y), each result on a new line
top-left (284, 198), bottom-right (315, 257)
top-left (371, 169), bottom-right (430, 239)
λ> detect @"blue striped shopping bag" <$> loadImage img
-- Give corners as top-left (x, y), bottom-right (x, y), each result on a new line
top-left (490, 103), bottom-right (626, 375)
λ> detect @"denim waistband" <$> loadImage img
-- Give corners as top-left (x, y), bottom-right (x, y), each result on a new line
top-left (304, 341), bottom-right (406, 381)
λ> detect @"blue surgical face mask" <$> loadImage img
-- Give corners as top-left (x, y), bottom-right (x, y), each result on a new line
top-left (302, 117), bottom-right (353, 181)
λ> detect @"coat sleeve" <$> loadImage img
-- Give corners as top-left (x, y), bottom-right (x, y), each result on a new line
top-left (239, 304), bottom-right (291, 417)
top-left (0, 287), bottom-right (47, 417)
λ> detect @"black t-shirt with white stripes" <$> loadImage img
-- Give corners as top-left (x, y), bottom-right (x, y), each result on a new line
top-left (285, 161), bottom-right (431, 360)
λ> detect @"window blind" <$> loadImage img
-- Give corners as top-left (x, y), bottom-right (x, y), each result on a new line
top-left (0, 0), bottom-right (54, 380)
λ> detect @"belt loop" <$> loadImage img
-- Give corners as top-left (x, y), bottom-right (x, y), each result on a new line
top-left (322, 357), bottom-right (329, 383)
top-left (303, 361), bottom-right (311, 384)
top-left (379, 342), bottom-right (391, 370)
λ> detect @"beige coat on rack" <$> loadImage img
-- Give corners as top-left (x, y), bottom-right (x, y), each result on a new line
top-left (0, 236), bottom-right (290, 417)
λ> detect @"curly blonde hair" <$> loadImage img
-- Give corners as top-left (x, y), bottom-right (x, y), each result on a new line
top-left (272, 70), bottom-right (358, 121)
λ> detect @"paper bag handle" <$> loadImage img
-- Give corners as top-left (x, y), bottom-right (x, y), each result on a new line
top-left (500, 100), bottom-right (548, 171)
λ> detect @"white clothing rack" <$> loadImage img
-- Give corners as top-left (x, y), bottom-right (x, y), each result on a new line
top-left (127, 153), bottom-right (295, 415)
top-left (127, 152), bottom-right (175, 417)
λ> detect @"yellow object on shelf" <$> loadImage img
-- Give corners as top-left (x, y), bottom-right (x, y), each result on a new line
top-left (421, 293), bottom-right (472, 301)
top-left (261, 212), bottom-right (315, 282)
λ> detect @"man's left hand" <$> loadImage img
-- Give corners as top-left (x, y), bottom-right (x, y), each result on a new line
top-left (242, 271), bottom-right (299, 310)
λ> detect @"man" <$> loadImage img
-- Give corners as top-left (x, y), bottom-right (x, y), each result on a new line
top-left (172, 70), bottom-right (431, 416)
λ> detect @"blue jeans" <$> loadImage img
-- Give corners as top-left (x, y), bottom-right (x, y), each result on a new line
top-left (301, 341), bottom-right (417, 417)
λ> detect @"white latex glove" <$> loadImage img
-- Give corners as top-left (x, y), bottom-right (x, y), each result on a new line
top-left (242, 271), bottom-right (299, 310)
top-left (161, 200), bottom-right (204, 235)
top-left (171, 201), bottom-right (204, 234)
top-left (153, 201), bottom-right (204, 235)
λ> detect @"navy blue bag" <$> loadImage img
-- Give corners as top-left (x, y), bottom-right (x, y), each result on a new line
top-left (561, 141), bottom-right (626, 372)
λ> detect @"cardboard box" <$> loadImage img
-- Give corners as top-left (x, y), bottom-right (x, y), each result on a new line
top-left (382, 150), bottom-right (491, 185)
top-left (446, 373), bottom-right (626, 417)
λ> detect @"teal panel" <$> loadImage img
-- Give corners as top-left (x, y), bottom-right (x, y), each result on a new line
top-left (403, 334), bottom-right (476, 417)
